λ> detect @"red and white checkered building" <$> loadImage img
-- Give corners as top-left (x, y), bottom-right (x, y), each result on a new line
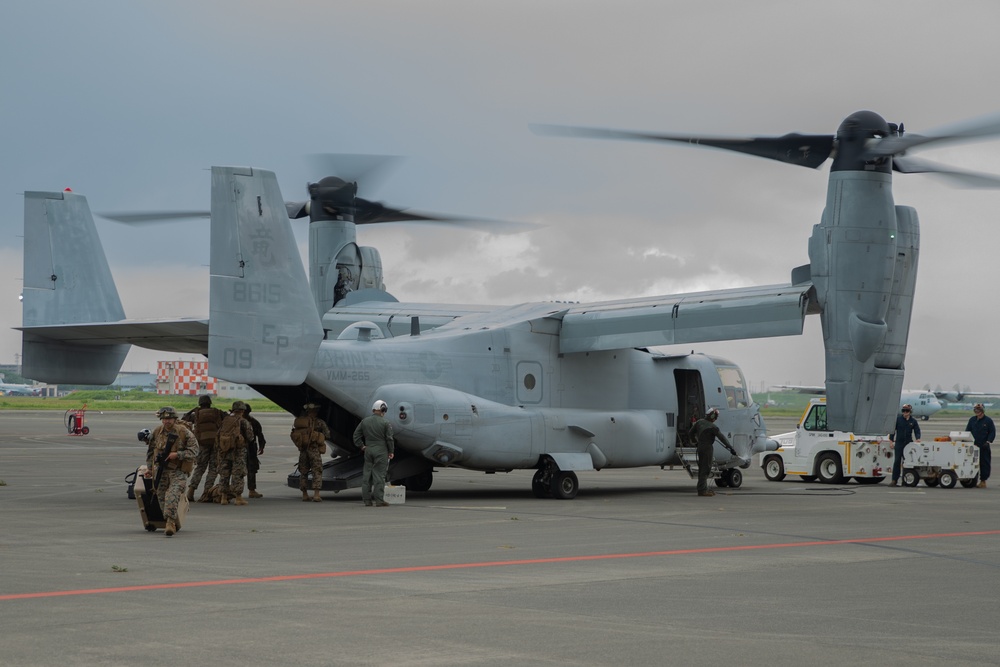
top-left (156, 361), bottom-right (217, 396)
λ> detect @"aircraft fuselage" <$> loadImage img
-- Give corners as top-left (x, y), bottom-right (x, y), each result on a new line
top-left (305, 308), bottom-right (769, 473)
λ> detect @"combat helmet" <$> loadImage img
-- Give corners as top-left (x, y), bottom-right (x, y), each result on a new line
top-left (157, 406), bottom-right (178, 419)
top-left (231, 401), bottom-right (248, 412)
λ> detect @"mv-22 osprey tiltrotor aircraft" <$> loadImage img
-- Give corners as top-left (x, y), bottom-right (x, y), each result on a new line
top-left (19, 111), bottom-right (1000, 498)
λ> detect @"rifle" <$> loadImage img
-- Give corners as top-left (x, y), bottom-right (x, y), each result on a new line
top-left (153, 432), bottom-right (179, 492)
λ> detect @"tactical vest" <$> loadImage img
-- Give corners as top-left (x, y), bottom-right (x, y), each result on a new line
top-left (194, 407), bottom-right (222, 444)
top-left (153, 425), bottom-right (194, 474)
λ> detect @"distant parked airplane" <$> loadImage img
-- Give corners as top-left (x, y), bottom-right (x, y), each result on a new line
top-left (773, 385), bottom-right (942, 420)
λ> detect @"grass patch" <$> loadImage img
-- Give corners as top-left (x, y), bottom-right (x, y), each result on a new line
top-left (0, 389), bottom-right (282, 413)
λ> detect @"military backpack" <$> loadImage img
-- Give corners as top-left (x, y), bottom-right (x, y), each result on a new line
top-left (217, 416), bottom-right (245, 454)
top-left (291, 416), bottom-right (326, 453)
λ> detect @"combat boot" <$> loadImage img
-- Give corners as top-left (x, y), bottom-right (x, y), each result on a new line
top-left (312, 491), bottom-right (323, 502)
top-left (218, 494), bottom-right (229, 505)
top-left (302, 490), bottom-right (310, 502)
top-left (164, 519), bottom-right (176, 537)
top-left (248, 490), bottom-right (263, 498)
top-left (234, 495), bottom-right (248, 506)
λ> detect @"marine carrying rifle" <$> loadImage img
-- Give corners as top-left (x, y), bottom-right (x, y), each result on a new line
top-left (153, 433), bottom-right (179, 492)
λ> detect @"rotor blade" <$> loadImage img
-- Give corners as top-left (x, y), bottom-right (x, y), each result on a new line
top-left (286, 201), bottom-right (309, 219)
top-left (353, 198), bottom-right (539, 233)
top-left (868, 111), bottom-right (1000, 157)
top-left (531, 123), bottom-right (835, 169)
top-left (306, 154), bottom-right (403, 194)
top-left (97, 210), bottom-right (210, 224)
top-left (893, 155), bottom-right (1000, 188)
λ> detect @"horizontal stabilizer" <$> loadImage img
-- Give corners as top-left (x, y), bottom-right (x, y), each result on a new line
top-left (208, 167), bottom-right (324, 384)
top-left (18, 319), bottom-right (208, 355)
top-left (21, 191), bottom-right (128, 384)
top-left (559, 284), bottom-right (812, 354)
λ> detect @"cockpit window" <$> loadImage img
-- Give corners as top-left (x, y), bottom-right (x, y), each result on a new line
top-left (803, 405), bottom-right (828, 432)
top-left (717, 366), bottom-right (750, 409)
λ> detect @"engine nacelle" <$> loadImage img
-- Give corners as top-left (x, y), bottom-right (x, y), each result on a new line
top-left (809, 171), bottom-right (919, 433)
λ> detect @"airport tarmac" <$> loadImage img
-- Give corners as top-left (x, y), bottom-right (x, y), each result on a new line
top-left (1, 409), bottom-right (998, 666)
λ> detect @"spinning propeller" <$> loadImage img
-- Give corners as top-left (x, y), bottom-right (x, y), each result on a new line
top-left (99, 154), bottom-right (531, 232)
top-left (532, 110), bottom-right (1000, 187)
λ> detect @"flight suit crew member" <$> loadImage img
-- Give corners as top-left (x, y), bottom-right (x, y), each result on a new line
top-left (353, 399), bottom-right (395, 506)
top-left (244, 404), bottom-right (266, 499)
top-left (181, 395), bottom-right (226, 502)
top-left (294, 403), bottom-right (330, 502)
top-left (215, 401), bottom-right (256, 506)
top-left (145, 406), bottom-right (199, 537)
top-left (967, 403), bottom-right (995, 488)
top-left (889, 404), bottom-right (921, 487)
top-left (688, 408), bottom-right (730, 497)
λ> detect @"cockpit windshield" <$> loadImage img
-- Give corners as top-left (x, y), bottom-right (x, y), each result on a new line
top-left (718, 365), bottom-right (750, 409)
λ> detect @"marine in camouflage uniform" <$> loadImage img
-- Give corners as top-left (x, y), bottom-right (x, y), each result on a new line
top-left (353, 399), bottom-right (395, 506)
top-left (296, 403), bottom-right (330, 502)
top-left (245, 404), bottom-right (266, 499)
top-left (181, 395), bottom-right (227, 502)
top-left (145, 406), bottom-right (199, 537)
top-left (215, 401), bottom-right (256, 506)
top-left (688, 408), bottom-right (731, 497)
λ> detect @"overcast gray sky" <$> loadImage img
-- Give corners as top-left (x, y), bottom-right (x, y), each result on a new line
top-left (2, 0), bottom-right (999, 393)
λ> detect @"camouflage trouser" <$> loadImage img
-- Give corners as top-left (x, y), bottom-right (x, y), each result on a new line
top-left (189, 441), bottom-right (217, 492)
top-left (156, 468), bottom-right (188, 522)
top-left (217, 446), bottom-right (248, 497)
top-left (298, 447), bottom-right (323, 491)
top-left (362, 445), bottom-right (389, 503)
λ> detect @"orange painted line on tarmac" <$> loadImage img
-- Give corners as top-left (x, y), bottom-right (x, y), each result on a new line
top-left (3, 529), bottom-right (999, 601)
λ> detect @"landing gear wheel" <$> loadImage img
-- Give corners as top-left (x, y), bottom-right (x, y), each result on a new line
top-left (901, 468), bottom-right (920, 487)
top-left (531, 469), bottom-right (551, 498)
top-left (723, 469), bottom-right (743, 488)
top-left (817, 453), bottom-right (844, 484)
top-left (763, 456), bottom-right (786, 482)
top-left (715, 476), bottom-right (730, 488)
top-left (405, 470), bottom-right (433, 493)
top-left (550, 471), bottom-right (579, 500)
top-left (939, 470), bottom-right (958, 489)
top-left (961, 475), bottom-right (979, 488)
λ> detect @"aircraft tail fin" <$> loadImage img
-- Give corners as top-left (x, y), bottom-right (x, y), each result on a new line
top-left (21, 191), bottom-right (129, 384)
top-left (208, 167), bottom-right (324, 384)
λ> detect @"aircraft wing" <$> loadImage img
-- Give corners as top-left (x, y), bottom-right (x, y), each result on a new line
top-left (558, 283), bottom-right (815, 354)
top-left (772, 384), bottom-right (827, 394)
top-left (18, 319), bottom-right (209, 355)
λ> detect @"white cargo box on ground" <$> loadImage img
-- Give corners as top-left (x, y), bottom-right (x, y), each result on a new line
top-left (383, 484), bottom-right (406, 504)
top-left (901, 431), bottom-right (980, 488)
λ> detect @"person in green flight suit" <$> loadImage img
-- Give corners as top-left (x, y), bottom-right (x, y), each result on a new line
top-left (688, 407), bottom-right (731, 497)
top-left (353, 399), bottom-right (395, 506)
